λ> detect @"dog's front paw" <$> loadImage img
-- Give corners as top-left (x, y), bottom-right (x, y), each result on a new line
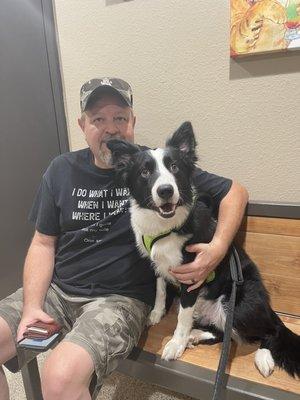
top-left (162, 339), bottom-right (185, 361)
top-left (147, 308), bottom-right (165, 326)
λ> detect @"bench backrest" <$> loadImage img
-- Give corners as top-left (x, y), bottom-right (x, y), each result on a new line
top-left (236, 216), bottom-right (300, 317)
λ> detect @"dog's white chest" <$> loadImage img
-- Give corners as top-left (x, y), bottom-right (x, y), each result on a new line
top-left (150, 233), bottom-right (190, 283)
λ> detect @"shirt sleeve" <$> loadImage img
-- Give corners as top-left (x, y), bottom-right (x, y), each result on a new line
top-left (192, 168), bottom-right (232, 214)
top-left (28, 175), bottom-right (60, 236)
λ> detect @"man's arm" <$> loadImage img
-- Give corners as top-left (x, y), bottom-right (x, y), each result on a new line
top-left (17, 230), bottom-right (57, 341)
top-left (210, 180), bottom-right (249, 253)
top-left (169, 181), bottom-right (249, 291)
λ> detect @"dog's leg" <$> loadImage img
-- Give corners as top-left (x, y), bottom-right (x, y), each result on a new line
top-left (147, 276), bottom-right (166, 326)
top-left (187, 321), bottom-right (224, 347)
top-left (187, 328), bottom-right (222, 347)
top-left (162, 304), bottom-right (195, 360)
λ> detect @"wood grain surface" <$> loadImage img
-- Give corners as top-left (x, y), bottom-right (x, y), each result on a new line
top-left (139, 305), bottom-right (300, 394)
top-left (236, 216), bottom-right (300, 316)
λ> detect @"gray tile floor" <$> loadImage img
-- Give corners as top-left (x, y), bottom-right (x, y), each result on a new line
top-left (4, 352), bottom-right (194, 400)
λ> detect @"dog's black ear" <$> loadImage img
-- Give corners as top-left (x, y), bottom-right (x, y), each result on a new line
top-left (107, 139), bottom-right (140, 184)
top-left (166, 121), bottom-right (197, 164)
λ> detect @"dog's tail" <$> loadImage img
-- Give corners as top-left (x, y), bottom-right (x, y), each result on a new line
top-left (259, 313), bottom-right (300, 378)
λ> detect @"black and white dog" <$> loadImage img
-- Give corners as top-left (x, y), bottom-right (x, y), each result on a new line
top-left (107, 122), bottom-right (300, 378)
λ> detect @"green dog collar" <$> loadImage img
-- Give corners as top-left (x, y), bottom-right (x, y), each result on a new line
top-left (206, 270), bottom-right (215, 283)
top-left (141, 232), bottom-right (216, 284)
top-left (142, 230), bottom-right (172, 254)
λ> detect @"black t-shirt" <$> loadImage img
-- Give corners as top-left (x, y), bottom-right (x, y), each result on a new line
top-left (29, 147), bottom-right (232, 306)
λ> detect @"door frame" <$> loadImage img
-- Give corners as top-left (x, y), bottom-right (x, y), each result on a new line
top-left (41, 0), bottom-right (69, 153)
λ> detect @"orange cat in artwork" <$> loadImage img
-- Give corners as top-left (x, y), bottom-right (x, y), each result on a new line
top-left (230, 0), bottom-right (288, 55)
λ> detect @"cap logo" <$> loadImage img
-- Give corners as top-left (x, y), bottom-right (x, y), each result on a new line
top-left (100, 78), bottom-right (112, 86)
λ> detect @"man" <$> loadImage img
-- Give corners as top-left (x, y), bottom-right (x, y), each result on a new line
top-left (0, 77), bottom-right (248, 400)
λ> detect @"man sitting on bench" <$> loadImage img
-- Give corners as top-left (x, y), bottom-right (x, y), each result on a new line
top-left (0, 77), bottom-right (248, 400)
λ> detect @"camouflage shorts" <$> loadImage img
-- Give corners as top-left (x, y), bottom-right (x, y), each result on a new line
top-left (0, 283), bottom-right (151, 388)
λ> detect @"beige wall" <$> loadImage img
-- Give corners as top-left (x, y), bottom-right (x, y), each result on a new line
top-left (53, 0), bottom-right (300, 203)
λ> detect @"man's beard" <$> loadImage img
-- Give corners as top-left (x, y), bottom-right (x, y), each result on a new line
top-left (98, 146), bottom-right (113, 167)
top-left (98, 134), bottom-right (125, 167)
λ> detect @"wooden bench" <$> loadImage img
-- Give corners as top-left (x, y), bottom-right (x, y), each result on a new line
top-left (4, 211), bottom-right (300, 400)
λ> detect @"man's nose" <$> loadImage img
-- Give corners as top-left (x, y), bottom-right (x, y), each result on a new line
top-left (105, 121), bottom-right (119, 135)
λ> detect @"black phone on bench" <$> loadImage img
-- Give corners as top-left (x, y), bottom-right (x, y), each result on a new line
top-left (17, 332), bottom-right (61, 352)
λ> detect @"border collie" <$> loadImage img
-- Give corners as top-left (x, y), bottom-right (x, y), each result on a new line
top-left (107, 122), bottom-right (300, 378)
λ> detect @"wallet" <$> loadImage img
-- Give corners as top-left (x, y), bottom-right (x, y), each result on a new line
top-left (23, 321), bottom-right (62, 339)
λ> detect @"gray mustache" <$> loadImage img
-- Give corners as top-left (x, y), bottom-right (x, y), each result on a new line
top-left (102, 134), bottom-right (123, 144)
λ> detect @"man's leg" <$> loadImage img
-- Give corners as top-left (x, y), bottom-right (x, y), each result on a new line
top-left (0, 316), bottom-right (18, 400)
top-left (0, 285), bottom-right (73, 400)
top-left (41, 341), bottom-right (94, 400)
top-left (0, 368), bottom-right (9, 400)
top-left (42, 294), bottom-right (150, 400)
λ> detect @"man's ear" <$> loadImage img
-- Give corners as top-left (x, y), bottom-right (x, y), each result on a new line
top-left (107, 139), bottom-right (140, 184)
top-left (166, 121), bottom-right (197, 164)
top-left (78, 117), bottom-right (84, 132)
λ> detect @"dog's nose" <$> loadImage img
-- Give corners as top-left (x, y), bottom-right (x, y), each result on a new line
top-left (157, 184), bottom-right (174, 200)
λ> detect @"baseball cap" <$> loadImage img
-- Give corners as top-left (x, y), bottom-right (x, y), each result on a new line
top-left (80, 77), bottom-right (133, 112)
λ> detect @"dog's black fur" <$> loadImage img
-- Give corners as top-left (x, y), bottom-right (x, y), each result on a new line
top-left (107, 122), bottom-right (300, 377)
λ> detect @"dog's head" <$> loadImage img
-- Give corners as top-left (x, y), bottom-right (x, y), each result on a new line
top-left (107, 121), bottom-right (197, 219)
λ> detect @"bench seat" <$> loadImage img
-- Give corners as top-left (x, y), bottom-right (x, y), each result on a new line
top-left (118, 305), bottom-right (300, 400)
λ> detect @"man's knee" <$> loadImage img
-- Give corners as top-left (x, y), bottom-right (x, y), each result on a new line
top-left (41, 341), bottom-right (94, 400)
top-left (0, 316), bottom-right (16, 365)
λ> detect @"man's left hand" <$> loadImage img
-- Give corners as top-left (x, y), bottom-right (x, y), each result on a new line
top-left (169, 241), bottom-right (227, 292)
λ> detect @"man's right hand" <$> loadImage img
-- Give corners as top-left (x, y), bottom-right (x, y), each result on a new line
top-left (17, 308), bottom-right (55, 342)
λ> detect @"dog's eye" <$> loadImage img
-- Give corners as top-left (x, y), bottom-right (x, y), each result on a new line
top-left (170, 163), bottom-right (179, 173)
top-left (141, 169), bottom-right (150, 178)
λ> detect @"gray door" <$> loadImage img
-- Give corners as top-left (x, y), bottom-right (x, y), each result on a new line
top-left (0, 0), bottom-right (68, 297)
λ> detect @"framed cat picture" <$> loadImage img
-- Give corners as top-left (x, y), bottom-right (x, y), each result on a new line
top-left (230, 0), bottom-right (300, 56)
